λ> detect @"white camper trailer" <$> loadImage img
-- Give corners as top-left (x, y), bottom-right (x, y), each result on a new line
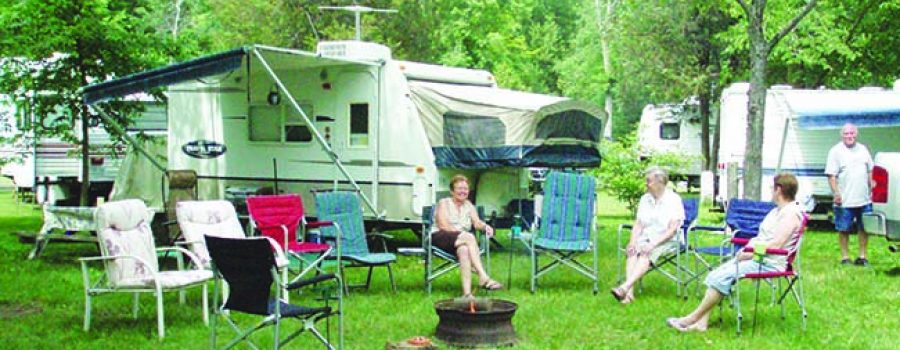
top-left (637, 98), bottom-right (706, 184)
top-left (0, 94), bottom-right (166, 204)
top-left (82, 42), bottom-right (607, 228)
top-left (716, 82), bottom-right (900, 212)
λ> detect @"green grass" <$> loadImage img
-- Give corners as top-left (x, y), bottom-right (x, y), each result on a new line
top-left (1, 191), bottom-right (898, 349)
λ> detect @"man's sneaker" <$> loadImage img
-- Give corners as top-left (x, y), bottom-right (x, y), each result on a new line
top-left (854, 257), bottom-right (870, 267)
top-left (841, 258), bottom-right (852, 265)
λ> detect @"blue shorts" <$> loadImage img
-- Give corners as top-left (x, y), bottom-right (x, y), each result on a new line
top-left (833, 204), bottom-right (872, 232)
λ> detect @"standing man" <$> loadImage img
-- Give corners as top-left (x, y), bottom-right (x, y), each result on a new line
top-left (825, 123), bottom-right (875, 266)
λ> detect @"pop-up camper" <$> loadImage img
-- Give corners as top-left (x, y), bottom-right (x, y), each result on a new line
top-left (81, 42), bottom-right (606, 228)
top-left (717, 82), bottom-right (900, 211)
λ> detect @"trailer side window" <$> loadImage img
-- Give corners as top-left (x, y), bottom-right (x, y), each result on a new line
top-left (285, 104), bottom-right (313, 143)
top-left (535, 110), bottom-right (602, 142)
top-left (660, 122), bottom-right (680, 140)
top-left (444, 112), bottom-right (505, 147)
top-left (349, 103), bottom-right (368, 147)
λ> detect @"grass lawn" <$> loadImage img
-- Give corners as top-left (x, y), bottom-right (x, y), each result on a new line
top-left (0, 190), bottom-right (897, 349)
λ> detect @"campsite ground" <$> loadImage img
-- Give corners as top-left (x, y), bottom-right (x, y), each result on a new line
top-left (0, 190), bottom-right (897, 349)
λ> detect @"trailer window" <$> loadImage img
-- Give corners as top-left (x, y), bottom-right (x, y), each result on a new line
top-left (285, 104), bottom-right (313, 143)
top-left (444, 112), bottom-right (505, 147)
top-left (660, 122), bottom-right (680, 140)
top-left (349, 103), bottom-right (369, 147)
top-left (536, 110), bottom-right (602, 142)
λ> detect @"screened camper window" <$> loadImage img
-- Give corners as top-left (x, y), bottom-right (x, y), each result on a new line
top-left (444, 112), bottom-right (505, 147)
top-left (659, 122), bottom-right (680, 140)
top-left (349, 103), bottom-right (369, 147)
top-left (535, 110), bottom-right (602, 142)
top-left (285, 104), bottom-right (313, 142)
top-left (249, 105), bottom-right (281, 142)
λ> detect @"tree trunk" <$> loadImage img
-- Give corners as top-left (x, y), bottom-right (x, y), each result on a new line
top-left (596, 0), bottom-right (617, 139)
top-left (742, 0), bottom-right (768, 200)
top-left (699, 87), bottom-right (712, 170)
top-left (79, 105), bottom-right (90, 206)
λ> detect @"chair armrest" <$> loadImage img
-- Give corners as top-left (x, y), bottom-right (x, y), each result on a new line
top-left (741, 246), bottom-right (789, 255)
top-left (79, 254), bottom-right (160, 282)
top-left (368, 232), bottom-right (394, 240)
top-left (286, 273), bottom-right (337, 290)
top-left (731, 238), bottom-right (751, 245)
top-left (691, 225), bottom-right (725, 232)
top-left (156, 246), bottom-right (204, 269)
top-left (305, 221), bottom-right (334, 229)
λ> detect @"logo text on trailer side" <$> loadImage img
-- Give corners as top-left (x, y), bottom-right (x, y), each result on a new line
top-left (182, 140), bottom-right (227, 159)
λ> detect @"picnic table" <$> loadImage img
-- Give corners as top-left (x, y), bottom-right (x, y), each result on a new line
top-left (27, 205), bottom-right (99, 260)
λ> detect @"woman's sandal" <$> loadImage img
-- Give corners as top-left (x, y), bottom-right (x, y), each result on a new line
top-left (479, 279), bottom-right (504, 290)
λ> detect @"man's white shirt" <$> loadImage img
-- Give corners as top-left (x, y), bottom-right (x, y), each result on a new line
top-left (825, 142), bottom-right (873, 208)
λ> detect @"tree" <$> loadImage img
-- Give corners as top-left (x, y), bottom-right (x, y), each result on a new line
top-left (0, 0), bottom-right (175, 205)
top-left (734, 0), bottom-right (817, 200)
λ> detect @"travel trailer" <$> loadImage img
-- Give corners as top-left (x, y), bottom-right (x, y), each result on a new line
top-left (0, 93), bottom-right (165, 204)
top-left (637, 98), bottom-right (708, 186)
top-left (81, 42), bottom-right (607, 229)
top-left (716, 82), bottom-right (900, 212)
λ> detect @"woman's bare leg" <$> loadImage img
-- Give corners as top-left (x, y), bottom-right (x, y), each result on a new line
top-left (677, 287), bottom-right (723, 330)
top-left (456, 245), bottom-right (473, 296)
top-left (457, 232), bottom-right (491, 282)
top-left (619, 254), bottom-right (652, 296)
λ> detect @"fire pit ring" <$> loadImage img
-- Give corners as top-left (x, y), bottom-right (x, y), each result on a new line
top-left (434, 298), bottom-right (518, 348)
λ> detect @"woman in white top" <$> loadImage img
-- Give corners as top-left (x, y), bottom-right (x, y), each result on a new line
top-left (432, 174), bottom-right (501, 297)
top-left (612, 166), bottom-right (685, 304)
top-left (667, 172), bottom-right (804, 332)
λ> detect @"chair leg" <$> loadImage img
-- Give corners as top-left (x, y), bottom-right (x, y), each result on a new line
top-left (83, 292), bottom-right (92, 332)
top-left (365, 266), bottom-right (374, 291)
top-left (274, 316), bottom-right (281, 350)
top-left (156, 288), bottom-right (165, 339)
top-left (387, 265), bottom-right (397, 293)
top-left (133, 293), bottom-right (140, 319)
top-left (202, 284), bottom-right (209, 325)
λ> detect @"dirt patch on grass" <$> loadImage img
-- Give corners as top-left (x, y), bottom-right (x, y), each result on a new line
top-left (0, 301), bottom-right (43, 319)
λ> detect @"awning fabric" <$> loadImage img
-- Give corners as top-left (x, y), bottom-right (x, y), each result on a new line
top-left (83, 48), bottom-right (247, 105)
top-left (785, 89), bottom-right (900, 129)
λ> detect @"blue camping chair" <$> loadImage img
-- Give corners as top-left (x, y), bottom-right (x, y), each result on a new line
top-left (528, 171), bottom-right (599, 294)
top-left (616, 198), bottom-right (700, 298)
top-left (314, 190), bottom-right (397, 293)
top-left (421, 205), bottom-right (491, 294)
top-left (690, 199), bottom-right (776, 276)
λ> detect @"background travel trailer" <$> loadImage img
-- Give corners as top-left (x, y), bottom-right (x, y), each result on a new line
top-left (82, 41), bottom-right (607, 229)
top-left (716, 82), bottom-right (900, 212)
top-left (0, 94), bottom-right (166, 204)
top-left (637, 98), bottom-right (708, 187)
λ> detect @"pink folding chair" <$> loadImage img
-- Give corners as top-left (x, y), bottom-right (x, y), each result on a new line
top-left (730, 214), bottom-right (809, 335)
top-left (246, 194), bottom-right (338, 284)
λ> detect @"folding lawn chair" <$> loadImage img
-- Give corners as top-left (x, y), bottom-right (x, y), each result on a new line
top-left (616, 198), bottom-right (700, 298)
top-left (691, 199), bottom-right (776, 273)
top-left (421, 205), bottom-right (491, 294)
top-left (246, 194), bottom-right (337, 284)
top-left (80, 199), bottom-right (211, 339)
top-left (205, 235), bottom-right (343, 350)
top-left (528, 171), bottom-right (599, 294)
top-left (727, 214), bottom-right (809, 335)
top-left (314, 190), bottom-right (397, 293)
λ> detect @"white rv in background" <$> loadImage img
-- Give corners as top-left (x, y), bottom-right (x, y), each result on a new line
top-left (0, 95), bottom-right (166, 204)
top-left (716, 82), bottom-right (900, 212)
top-left (81, 42), bottom-right (607, 229)
top-left (637, 98), bottom-right (708, 185)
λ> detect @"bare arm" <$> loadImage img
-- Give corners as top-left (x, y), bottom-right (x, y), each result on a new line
top-left (434, 200), bottom-right (456, 232)
top-left (651, 218), bottom-right (683, 248)
top-left (828, 175), bottom-right (842, 205)
top-left (468, 204), bottom-right (494, 236)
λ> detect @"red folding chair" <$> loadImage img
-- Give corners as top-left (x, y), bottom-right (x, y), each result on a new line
top-left (246, 194), bottom-right (338, 285)
top-left (730, 214), bottom-right (809, 335)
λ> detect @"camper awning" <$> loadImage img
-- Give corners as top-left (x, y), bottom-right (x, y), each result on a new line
top-left (82, 45), bottom-right (380, 105)
top-left (786, 90), bottom-right (900, 129)
top-left (409, 81), bottom-right (606, 169)
top-left (83, 48), bottom-right (247, 105)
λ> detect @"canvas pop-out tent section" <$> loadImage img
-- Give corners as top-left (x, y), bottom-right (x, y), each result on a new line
top-left (81, 42), bottom-right (606, 226)
top-left (717, 82), bottom-right (900, 211)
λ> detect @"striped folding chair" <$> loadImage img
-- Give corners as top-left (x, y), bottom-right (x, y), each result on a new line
top-left (314, 190), bottom-right (397, 293)
top-left (528, 171), bottom-right (599, 294)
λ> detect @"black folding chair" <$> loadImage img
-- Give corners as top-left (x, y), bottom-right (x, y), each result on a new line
top-left (205, 235), bottom-right (343, 350)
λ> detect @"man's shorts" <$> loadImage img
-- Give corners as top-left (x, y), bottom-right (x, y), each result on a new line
top-left (833, 203), bottom-right (872, 232)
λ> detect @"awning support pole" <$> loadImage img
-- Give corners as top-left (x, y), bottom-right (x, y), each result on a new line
top-left (250, 47), bottom-right (383, 218)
